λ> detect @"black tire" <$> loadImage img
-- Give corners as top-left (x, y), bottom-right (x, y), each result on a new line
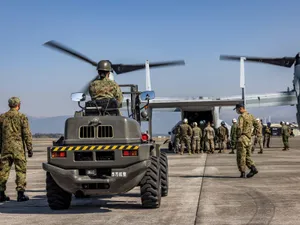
top-left (160, 152), bottom-right (169, 197)
top-left (140, 156), bottom-right (161, 208)
top-left (46, 172), bottom-right (72, 210)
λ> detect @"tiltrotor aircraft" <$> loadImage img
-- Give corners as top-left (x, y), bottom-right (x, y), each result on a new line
top-left (220, 54), bottom-right (300, 127)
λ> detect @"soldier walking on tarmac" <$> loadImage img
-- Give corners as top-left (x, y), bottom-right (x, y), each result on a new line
top-left (0, 97), bottom-right (33, 202)
top-left (263, 122), bottom-right (272, 148)
top-left (204, 121), bottom-right (215, 154)
top-left (234, 103), bottom-right (259, 178)
top-left (179, 118), bottom-right (192, 155)
top-left (217, 121), bottom-right (228, 153)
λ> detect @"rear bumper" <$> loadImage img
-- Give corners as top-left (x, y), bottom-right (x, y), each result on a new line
top-left (42, 159), bottom-right (150, 195)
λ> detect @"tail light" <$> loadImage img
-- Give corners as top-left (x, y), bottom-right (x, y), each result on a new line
top-left (141, 133), bottom-right (149, 142)
top-left (122, 150), bottom-right (138, 156)
top-left (51, 151), bottom-right (66, 158)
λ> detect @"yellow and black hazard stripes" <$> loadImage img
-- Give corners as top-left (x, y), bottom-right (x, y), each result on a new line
top-left (51, 145), bottom-right (139, 151)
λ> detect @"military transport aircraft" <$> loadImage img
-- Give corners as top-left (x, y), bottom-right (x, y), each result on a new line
top-left (140, 58), bottom-right (297, 139)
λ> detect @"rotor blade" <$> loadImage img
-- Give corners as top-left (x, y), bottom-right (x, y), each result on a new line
top-left (43, 40), bottom-right (98, 67)
top-left (112, 60), bottom-right (185, 74)
top-left (220, 55), bottom-right (295, 68)
top-left (80, 74), bottom-right (99, 96)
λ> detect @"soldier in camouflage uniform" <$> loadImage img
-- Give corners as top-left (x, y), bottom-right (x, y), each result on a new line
top-left (204, 121), bottom-right (215, 154)
top-left (172, 123), bottom-right (181, 153)
top-left (89, 60), bottom-right (123, 105)
top-left (0, 97), bottom-right (33, 202)
top-left (263, 122), bottom-right (272, 148)
top-left (229, 118), bottom-right (237, 154)
top-left (281, 121), bottom-right (290, 151)
top-left (234, 103), bottom-right (258, 178)
top-left (217, 121), bottom-right (228, 153)
top-left (199, 120), bottom-right (206, 153)
top-left (179, 118), bottom-right (192, 155)
top-left (192, 122), bottom-right (202, 154)
top-left (251, 118), bottom-right (263, 154)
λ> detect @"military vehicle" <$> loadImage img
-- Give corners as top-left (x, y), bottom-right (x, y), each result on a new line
top-left (42, 85), bottom-right (169, 210)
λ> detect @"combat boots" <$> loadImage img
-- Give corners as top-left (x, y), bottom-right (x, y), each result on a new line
top-left (240, 172), bottom-right (246, 178)
top-left (229, 150), bottom-right (234, 154)
top-left (258, 150), bottom-right (263, 154)
top-left (246, 166), bottom-right (258, 178)
top-left (0, 191), bottom-right (10, 202)
top-left (17, 191), bottom-right (29, 202)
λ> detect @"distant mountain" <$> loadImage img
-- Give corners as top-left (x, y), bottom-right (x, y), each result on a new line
top-left (2, 106), bottom-right (297, 135)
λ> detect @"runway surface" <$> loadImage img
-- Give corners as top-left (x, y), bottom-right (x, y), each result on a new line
top-left (1, 137), bottom-right (300, 225)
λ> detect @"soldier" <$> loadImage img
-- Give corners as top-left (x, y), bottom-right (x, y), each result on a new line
top-left (199, 120), bottom-right (206, 153)
top-left (281, 122), bottom-right (290, 151)
top-left (204, 121), bottom-right (215, 154)
top-left (217, 121), bottom-right (228, 153)
top-left (234, 103), bottom-right (259, 178)
top-left (172, 123), bottom-right (181, 153)
top-left (89, 60), bottom-right (123, 105)
top-left (179, 118), bottom-right (192, 155)
top-left (263, 122), bottom-right (272, 148)
top-left (251, 118), bottom-right (263, 154)
top-left (192, 122), bottom-right (202, 154)
top-left (0, 97), bottom-right (33, 202)
top-left (229, 118), bottom-right (238, 154)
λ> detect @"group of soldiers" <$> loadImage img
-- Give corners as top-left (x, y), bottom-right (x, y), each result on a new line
top-left (172, 116), bottom-right (292, 155)
top-left (172, 103), bottom-right (294, 178)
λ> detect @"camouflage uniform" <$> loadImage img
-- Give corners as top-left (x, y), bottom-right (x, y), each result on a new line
top-left (199, 121), bottom-right (206, 152)
top-left (281, 123), bottom-right (290, 150)
top-left (235, 103), bottom-right (258, 178)
top-left (192, 123), bottom-right (202, 154)
top-left (204, 124), bottom-right (215, 154)
top-left (179, 122), bottom-right (192, 155)
top-left (217, 124), bottom-right (228, 153)
top-left (263, 123), bottom-right (272, 148)
top-left (172, 125), bottom-right (180, 153)
top-left (89, 77), bottom-right (123, 104)
top-left (0, 97), bottom-right (33, 202)
top-left (230, 121), bottom-right (238, 154)
top-left (251, 120), bottom-right (263, 154)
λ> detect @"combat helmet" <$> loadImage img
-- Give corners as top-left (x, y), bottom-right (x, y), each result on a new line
top-left (97, 60), bottom-right (112, 72)
top-left (221, 121), bottom-right (225, 125)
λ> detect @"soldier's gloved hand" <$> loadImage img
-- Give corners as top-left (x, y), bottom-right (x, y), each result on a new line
top-left (28, 150), bottom-right (33, 158)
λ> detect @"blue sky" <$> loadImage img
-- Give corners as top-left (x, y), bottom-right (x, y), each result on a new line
top-left (1, 0), bottom-right (300, 117)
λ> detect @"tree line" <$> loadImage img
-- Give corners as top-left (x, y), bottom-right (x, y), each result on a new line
top-left (33, 133), bottom-right (63, 138)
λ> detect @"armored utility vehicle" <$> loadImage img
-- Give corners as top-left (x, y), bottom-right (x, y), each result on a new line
top-left (42, 84), bottom-right (169, 210)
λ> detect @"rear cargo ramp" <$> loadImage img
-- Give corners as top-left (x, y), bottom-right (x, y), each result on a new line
top-left (140, 156), bottom-right (161, 208)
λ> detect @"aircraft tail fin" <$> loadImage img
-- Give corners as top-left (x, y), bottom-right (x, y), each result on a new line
top-left (145, 60), bottom-right (151, 91)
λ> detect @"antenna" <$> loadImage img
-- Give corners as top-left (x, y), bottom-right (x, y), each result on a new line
top-left (145, 60), bottom-right (151, 91)
top-left (240, 57), bottom-right (246, 108)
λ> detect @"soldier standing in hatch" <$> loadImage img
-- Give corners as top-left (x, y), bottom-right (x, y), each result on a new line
top-left (89, 60), bottom-right (123, 105)
top-left (0, 97), bottom-right (33, 202)
top-left (204, 121), bottom-right (215, 154)
top-left (263, 122), bottom-right (272, 148)
top-left (179, 118), bottom-right (192, 155)
top-left (217, 121), bottom-right (228, 153)
top-left (192, 122), bottom-right (202, 154)
top-left (229, 118), bottom-right (238, 154)
top-left (234, 103), bottom-right (259, 178)
top-left (251, 118), bottom-right (264, 154)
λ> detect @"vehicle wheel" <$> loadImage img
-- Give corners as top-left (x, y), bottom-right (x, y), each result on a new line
top-left (46, 172), bottom-right (72, 210)
top-left (140, 156), bottom-right (161, 208)
top-left (160, 152), bottom-right (169, 197)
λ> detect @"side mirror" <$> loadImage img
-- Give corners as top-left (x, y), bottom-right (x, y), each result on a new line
top-left (140, 91), bottom-right (155, 101)
top-left (71, 92), bottom-right (86, 102)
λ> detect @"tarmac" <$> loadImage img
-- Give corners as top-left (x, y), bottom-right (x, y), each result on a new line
top-left (1, 136), bottom-right (300, 225)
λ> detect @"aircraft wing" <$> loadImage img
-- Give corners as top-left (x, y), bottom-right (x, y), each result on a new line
top-left (219, 91), bottom-right (297, 108)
